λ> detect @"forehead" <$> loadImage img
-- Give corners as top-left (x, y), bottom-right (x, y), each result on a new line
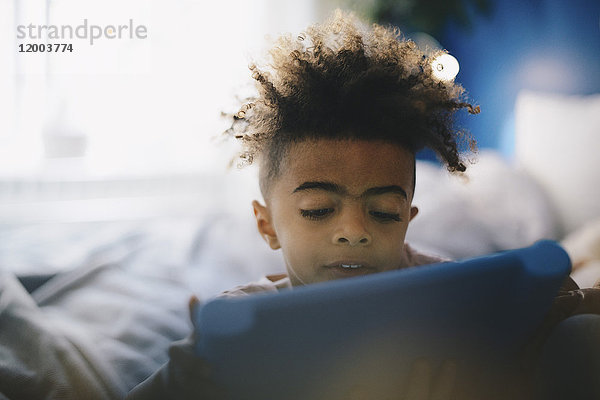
top-left (278, 139), bottom-right (414, 194)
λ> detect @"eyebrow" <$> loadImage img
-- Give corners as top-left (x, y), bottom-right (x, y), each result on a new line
top-left (292, 181), bottom-right (407, 200)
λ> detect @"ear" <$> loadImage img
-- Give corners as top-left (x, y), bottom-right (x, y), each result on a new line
top-left (409, 206), bottom-right (419, 222)
top-left (252, 200), bottom-right (281, 250)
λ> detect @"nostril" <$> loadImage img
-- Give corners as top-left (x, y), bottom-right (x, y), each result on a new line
top-left (338, 237), bottom-right (349, 243)
top-left (359, 238), bottom-right (368, 244)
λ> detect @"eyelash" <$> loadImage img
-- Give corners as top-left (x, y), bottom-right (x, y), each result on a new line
top-left (370, 211), bottom-right (401, 222)
top-left (300, 208), bottom-right (333, 220)
top-left (299, 209), bottom-right (401, 222)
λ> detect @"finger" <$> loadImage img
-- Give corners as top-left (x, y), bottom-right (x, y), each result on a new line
top-left (404, 358), bottom-right (432, 400)
top-left (431, 360), bottom-right (457, 400)
top-left (188, 295), bottom-right (200, 320)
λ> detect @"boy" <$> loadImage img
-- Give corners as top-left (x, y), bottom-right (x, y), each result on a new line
top-left (127, 9), bottom-right (477, 399)
top-left (224, 8), bottom-right (478, 290)
top-left (129, 10), bottom-right (599, 400)
top-left (127, 11), bottom-right (478, 399)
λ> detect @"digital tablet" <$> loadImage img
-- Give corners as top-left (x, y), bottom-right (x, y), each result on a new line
top-left (193, 240), bottom-right (570, 400)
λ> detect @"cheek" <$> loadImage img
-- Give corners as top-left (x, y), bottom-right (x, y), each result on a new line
top-left (272, 210), bottom-right (313, 251)
top-left (374, 222), bottom-right (410, 251)
top-left (379, 230), bottom-right (405, 247)
top-left (274, 216), bottom-right (329, 266)
top-left (282, 224), bottom-right (323, 254)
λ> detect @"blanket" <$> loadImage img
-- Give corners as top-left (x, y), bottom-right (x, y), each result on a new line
top-left (0, 262), bottom-right (191, 399)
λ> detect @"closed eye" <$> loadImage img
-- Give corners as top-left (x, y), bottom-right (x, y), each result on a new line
top-left (369, 211), bottom-right (401, 222)
top-left (300, 208), bottom-right (333, 220)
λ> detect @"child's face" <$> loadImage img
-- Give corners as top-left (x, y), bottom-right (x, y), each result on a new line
top-left (253, 139), bottom-right (418, 286)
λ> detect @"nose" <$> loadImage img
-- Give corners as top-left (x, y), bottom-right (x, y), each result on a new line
top-left (332, 207), bottom-right (372, 246)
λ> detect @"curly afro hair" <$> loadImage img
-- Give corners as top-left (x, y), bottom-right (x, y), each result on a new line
top-left (226, 10), bottom-right (479, 197)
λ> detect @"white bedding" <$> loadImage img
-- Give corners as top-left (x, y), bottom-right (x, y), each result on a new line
top-left (407, 151), bottom-right (558, 258)
top-left (0, 261), bottom-right (192, 398)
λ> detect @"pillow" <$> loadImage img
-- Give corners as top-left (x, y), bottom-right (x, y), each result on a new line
top-left (407, 152), bottom-right (558, 259)
top-left (514, 91), bottom-right (600, 236)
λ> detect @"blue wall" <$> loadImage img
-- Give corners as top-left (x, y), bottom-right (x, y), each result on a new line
top-left (439, 0), bottom-right (600, 157)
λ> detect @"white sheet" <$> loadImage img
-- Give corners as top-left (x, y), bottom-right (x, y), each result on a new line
top-left (1, 260), bottom-right (192, 399)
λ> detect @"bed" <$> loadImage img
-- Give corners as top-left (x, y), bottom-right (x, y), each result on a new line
top-left (1, 91), bottom-right (599, 399)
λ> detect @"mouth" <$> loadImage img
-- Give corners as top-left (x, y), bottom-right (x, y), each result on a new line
top-left (324, 261), bottom-right (376, 277)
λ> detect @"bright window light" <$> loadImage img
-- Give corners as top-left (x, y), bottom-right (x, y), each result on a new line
top-left (3, 0), bottom-right (317, 178)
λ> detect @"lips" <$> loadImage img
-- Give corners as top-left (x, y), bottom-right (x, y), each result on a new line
top-left (325, 260), bottom-right (375, 269)
top-left (323, 260), bottom-right (377, 278)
